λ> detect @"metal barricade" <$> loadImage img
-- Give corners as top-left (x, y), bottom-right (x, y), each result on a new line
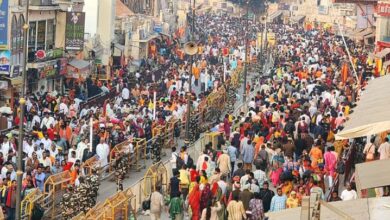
top-left (327, 173), bottom-right (340, 202)
top-left (43, 171), bottom-right (72, 219)
top-left (203, 132), bottom-right (223, 150)
top-left (132, 138), bottom-right (147, 171)
top-left (82, 155), bottom-right (101, 176)
top-left (21, 189), bottom-right (43, 220)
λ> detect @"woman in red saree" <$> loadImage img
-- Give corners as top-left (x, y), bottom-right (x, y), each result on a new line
top-left (188, 183), bottom-right (201, 220)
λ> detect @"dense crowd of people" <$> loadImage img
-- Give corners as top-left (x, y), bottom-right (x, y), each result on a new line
top-left (0, 7), bottom-right (388, 220)
top-left (0, 9), bottom-right (248, 220)
top-left (146, 12), bottom-right (390, 220)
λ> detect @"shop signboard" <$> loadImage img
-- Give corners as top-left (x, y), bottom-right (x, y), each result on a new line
top-left (0, 0), bottom-right (8, 50)
top-left (358, 4), bottom-right (374, 29)
top-left (0, 50), bottom-right (10, 75)
top-left (65, 12), bottom-right (85, 51)
top-left (278, 3), bottom-right (290, 11)
top-left (333, 0), bottom-right (377, 3)
top-left (58, 58), bottom-right (68, 75)
top-left (39, 60), bottom-right (57, 78)
top-left (34, 48), bottom-right (64, 62)
top-left (11, 65), bottom-right (20, 78)
top-left (318, 5), bottom-right (329, 15)
top-left (153, 24), bottom-right (162, 33)
top-left (377, 2), bottom-right (390, 17)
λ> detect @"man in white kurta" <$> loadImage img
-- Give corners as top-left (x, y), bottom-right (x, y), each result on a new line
top-left (77, 138), bottom-right (89, 161)
top-left (96, 139), bottom-right (110, 168)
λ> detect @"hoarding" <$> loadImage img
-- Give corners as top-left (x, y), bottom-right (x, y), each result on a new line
top-left (0, 0), bottom-right (8, 49)
top-left (65, 12), bottom-right (85, 51)
top-left (377, 2), bottom-right (390, 17)
top-left (0, 50), bottom-right (10, 75)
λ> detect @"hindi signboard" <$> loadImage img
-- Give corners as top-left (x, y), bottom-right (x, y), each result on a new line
top-left (65, 12), bottom-right (85, 51)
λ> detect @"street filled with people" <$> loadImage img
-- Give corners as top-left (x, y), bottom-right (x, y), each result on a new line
top-left (148, 12), bottom-right (390, 220)
top-left (0, 7), bottom-right (388, 220)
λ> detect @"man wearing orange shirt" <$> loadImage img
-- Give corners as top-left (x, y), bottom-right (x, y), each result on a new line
top-left (192, 65), bottom-right (200, 86)
top-left (309, 140), bottom-right (323, 169)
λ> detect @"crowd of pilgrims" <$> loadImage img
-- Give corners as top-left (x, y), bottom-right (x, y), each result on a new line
top-left (144, 13), bottom-right (383, 220)
top-left (0, 9), bottom-right (381, 219)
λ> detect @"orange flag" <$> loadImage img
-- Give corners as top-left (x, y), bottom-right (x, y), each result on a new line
top-left (341, 63), bottom-right (348, 83)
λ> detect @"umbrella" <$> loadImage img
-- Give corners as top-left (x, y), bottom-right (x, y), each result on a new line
top-left (0, 107), bottom-right (12, 114)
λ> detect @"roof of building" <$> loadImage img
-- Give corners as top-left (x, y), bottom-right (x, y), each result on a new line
top-left (116, 0), bottom-right (134, 18)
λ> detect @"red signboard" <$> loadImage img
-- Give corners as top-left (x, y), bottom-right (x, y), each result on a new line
top-left (333, 0), bottom-right (377, 3)
top-left (377, 3), bottom-right (390, 16)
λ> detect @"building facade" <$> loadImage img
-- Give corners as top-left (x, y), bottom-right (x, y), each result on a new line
top-left (0, 0), bottom-right (85, 107)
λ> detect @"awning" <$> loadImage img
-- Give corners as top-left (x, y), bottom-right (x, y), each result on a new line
top-left (68, 59), bottom-right (90, 70)
top-left (290, 15), bottom-right (305, 23)
top-left (116, 0), bottom-right (134, 18)
top-left (375, 48), bottom-right (390, 59)
top-left (354, 28), bottom-right (374, 40)
top-left (344, 28), bottom-right (362, 38)
top-left (133, 34), bottom-right (159, 43)
top-left (335, 74), bottom-right (390, 140)
top-left (266, 197), bottom-right (390, 220)
top-left (268, 10), bottom-right (283, 21)
top-left (355, 159), bottom-right (390, 195)
top-left (114, 43), bottom-right (125, 52)
top-left (364, 33), bottom-right (375, 39)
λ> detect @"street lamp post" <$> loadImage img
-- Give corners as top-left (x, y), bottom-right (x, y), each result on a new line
top-left (16, 0), bottom-right (30, 219)
top-left (184, 0), bottom-right (196, 144)
top-left (243, 1), bottom-right (250, 106)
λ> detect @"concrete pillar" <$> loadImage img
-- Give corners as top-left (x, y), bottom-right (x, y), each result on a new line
top-left (97, 0), bottom-right (116, 79)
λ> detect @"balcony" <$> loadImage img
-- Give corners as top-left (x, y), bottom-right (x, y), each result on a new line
top-left (30, 0), bottom-right (55, 6)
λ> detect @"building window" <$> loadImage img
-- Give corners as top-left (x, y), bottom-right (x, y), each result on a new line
top-left (11, 15), bottom-right (18, 64)
top-left (46, 19), bottom-right (55, 50)
top-left (28, 19), bottom-right (55, 51)
top-left (18, 15), bottom-right (25, 64)
top-left (28, 21), bottom-right (37, 51)
top-left (37, 20), bottom-right (46, 50)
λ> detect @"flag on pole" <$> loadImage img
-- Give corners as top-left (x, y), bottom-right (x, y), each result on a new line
top-left (341, 62), bottom-right (348, 83)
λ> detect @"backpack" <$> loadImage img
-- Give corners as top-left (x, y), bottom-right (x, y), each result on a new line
top-left (174, 125), bottom-right (181, 137)
top-left (186, 155), bottom-right (194, 168)
top-left (254, 151), bottom-right (268, 167)
top-left (176, 153), bottom-right (185, 169)
top-left (336, 160), bottom-right (345, 174)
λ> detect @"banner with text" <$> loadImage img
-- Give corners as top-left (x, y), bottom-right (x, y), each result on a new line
top-left (0, 0), bottom-right (9, 50)
top-left (65, 12), bottom-right (85, 51)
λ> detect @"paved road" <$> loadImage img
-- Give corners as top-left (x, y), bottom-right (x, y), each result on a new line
top-left (96, 70), bottom-right (256, 202)
top-left (96, 82), bottom-right (203, 202)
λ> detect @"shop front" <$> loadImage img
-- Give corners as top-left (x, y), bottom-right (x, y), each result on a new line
top-left (27, 51), bottom-right (68, 93)
top-left (0, 50), bottom-right (24, 108)
top-left (67, 59), bottom-right (91, 80)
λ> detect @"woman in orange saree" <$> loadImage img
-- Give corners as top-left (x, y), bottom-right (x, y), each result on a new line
top-left (188, 183), bottom-right (201, 220)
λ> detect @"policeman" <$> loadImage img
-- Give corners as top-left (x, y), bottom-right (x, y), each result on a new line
top-left (189, 115), bottom-right (199, 143)
top-left (152, 134), bottom-right (162, 163)
top-left (84, 176), bottom-right (96, 210)
top-left (115, 152), bottom-right (127, 191)
top-left (90, 169), bottom-right (100, 202)
top-left (76, 176), bottom-right (89, 212)
top-left (61, 184), bottom-right (75, 219)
